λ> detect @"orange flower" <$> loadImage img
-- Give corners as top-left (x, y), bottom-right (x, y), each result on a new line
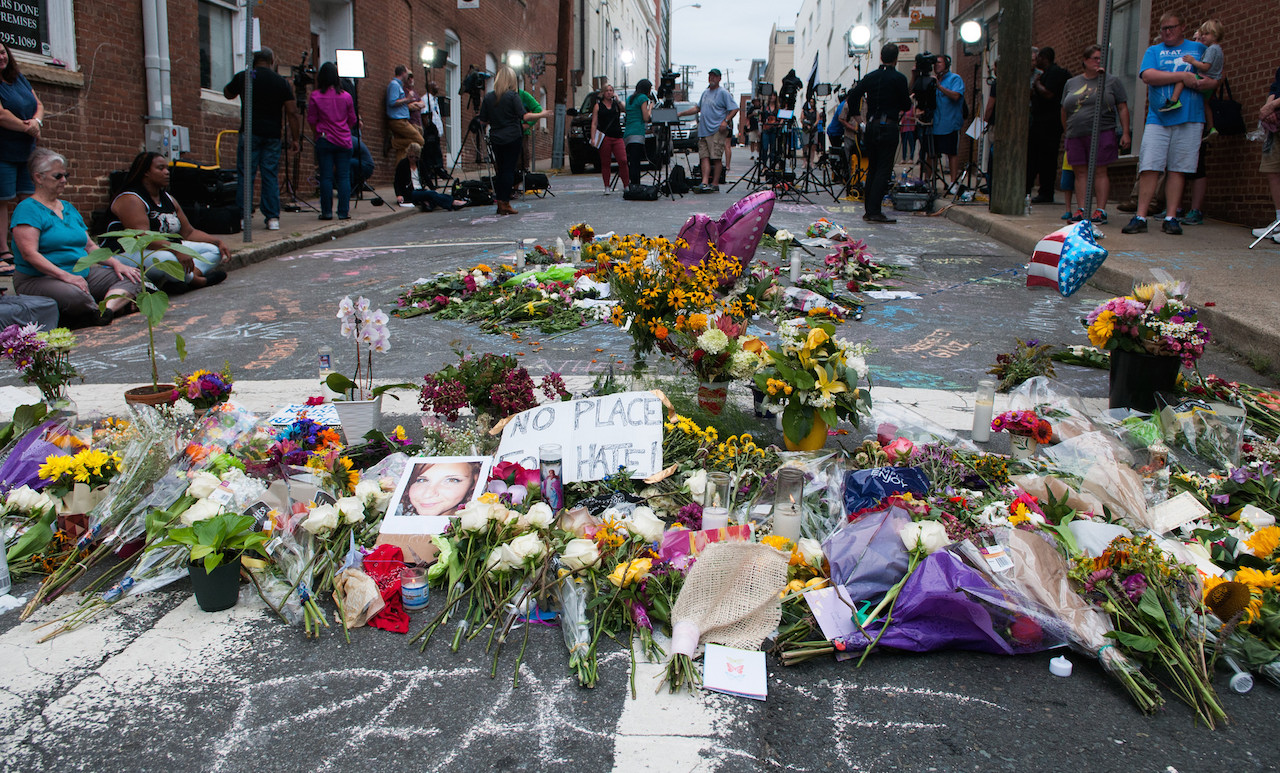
top-left (688, 313), bottom-right (708, 333)
top-left (655, 326), bottom-right (669, 340)
top-left (741, 336), bottom-right (767, 354)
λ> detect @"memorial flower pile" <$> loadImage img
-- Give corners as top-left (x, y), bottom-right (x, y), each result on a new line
top-left (668, 313), bottom-right (768, 384)
top-left (1085, 280), bottom-right (1211, 367)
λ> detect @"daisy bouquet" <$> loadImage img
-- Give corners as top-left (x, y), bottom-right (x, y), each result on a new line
top-left (1085, 280), bottom-right (1210, 368)
top-left (753, 319), bottom-right (873, 447)
top-left (991, 410), bottom-right (1053, 443)
top-left (0, 324), bottom-right (81, 403)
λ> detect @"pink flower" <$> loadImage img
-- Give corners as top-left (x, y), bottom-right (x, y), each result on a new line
top-left (884, 437), bottom-right (915, 464)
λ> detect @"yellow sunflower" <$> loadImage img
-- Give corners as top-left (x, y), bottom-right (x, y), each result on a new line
top-left (1087, 310), bottom-right (1117, 349)
top-left (1245, 526), bottom-right (1280, 560)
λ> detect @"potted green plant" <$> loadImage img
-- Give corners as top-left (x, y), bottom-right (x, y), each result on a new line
top-left (75, 230), bottom-right (198, 406)
top-left (324, 295), bottom-right (414, 442)
top-left (155, 511), bottom-right (267, 612)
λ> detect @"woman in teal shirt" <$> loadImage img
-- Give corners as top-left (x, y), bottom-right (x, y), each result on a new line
top-left (11, 148), bottom-right (140, 326)
top-left (624, 79), bottom-right (653, 189)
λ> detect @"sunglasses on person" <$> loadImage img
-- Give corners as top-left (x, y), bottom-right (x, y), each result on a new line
top-left (48, 172), bottom-right (68, 180)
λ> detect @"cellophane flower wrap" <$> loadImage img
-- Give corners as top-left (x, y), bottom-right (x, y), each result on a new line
top-left (754, 318), bottom-right (873, 446)
top-left (1084, 280), bottom-right (1210, 367)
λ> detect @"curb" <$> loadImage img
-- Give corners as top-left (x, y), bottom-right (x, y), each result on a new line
top-left (943, 206), bottom-right (1279, 372)
top-left (223, 203), bottom-right (418, 271)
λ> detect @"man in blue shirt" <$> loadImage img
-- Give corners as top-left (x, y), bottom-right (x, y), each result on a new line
top-left (387, 65), bottom-right (424, 162)
top-left (1122, 12), bottom-right (1218, 235)
top-left (678, 69), bottom-right (738, 192)
top-left (926, 55), bottom-right (965, 191)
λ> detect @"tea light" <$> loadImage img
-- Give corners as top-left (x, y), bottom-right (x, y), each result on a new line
top-left (1049, 655), bottom-right (1073, 677)
top-left (702, 506), bottom-right (730, 531)
top-left (772, 503), bottom-right (801, 541)
top-left (401, 566), bottom-right (429, 612)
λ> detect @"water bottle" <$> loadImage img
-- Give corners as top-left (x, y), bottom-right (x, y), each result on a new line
top-left (1024, 195), bottom-right (1033, 216)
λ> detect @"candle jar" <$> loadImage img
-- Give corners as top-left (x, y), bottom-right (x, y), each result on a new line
top-left (702, 471), bottom-right (732, 530)
top-left (771, 467), bottom-right (805, 540)
top-left (539, 443), bottom-right (564, 511)
top-left (401, 566), bottom-right (429, 612)
top-left (972, 379), bottom-right (996, 443)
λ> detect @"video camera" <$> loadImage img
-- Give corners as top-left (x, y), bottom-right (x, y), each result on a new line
top-left (779, 69), bottom-right (803, 111)
top-left (656, 70), bottom-right (679, 102)
top-left (460, 66), bottom-right (492, 110)
top-left (911, 52), bottom-right (938, 117)
top-left (291, 51), bottom-right (316, 109)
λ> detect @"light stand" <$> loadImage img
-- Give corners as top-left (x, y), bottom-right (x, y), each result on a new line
top-left (336, 49), bottom-right (395, 212)
top-left (843, 25), bottom-right (871, 202)
top-left (952, 21), bottom-right (988, 202)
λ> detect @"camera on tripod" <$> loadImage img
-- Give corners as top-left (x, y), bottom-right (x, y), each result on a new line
top-left (291, 51), bottom-right (316, 109)
top-left (460, 66), bottom-right (492, 110)
top-left (911, 52), bottom-right (938, 117)
top-left (778, 69), bottom-right (803, 111)
top-left (656, 71), bottom-right (678, 103)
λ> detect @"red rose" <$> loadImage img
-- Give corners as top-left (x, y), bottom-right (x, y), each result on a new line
top-left (1009, 615), bottom-right (1043, 646)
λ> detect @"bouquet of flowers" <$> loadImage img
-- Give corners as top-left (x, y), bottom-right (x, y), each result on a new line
top-left (568, 223), bottom-right (595, 243)
top-left (0, 324), bottom-right (80, 403)
top-left (754, 319), bottom-right (873, 446)
top-left (822, 238), bottom-right (895, 293)
top-left (987, 339), bottom-right (1056, 392)
top-left (991, 410), bottom-right (1053, 442)
top-left (1085, 280), bottom-right (1211, 367)
top-left (668, 314), bottom-right (767, 384)
top-left (172, 365), bottom-right (234, 410)
top-left (419, 350), bottom-right (570, 423)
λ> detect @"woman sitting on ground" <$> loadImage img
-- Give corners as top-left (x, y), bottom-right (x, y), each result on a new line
top-left (11, 148), bottom-right (140, 326)
top-left (106, 151), bottom-right (229, 293)
top-left (394, 142), bottom-right (468, 211)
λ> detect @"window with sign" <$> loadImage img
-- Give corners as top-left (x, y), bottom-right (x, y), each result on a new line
top-left (0, 0), bottom-right (48, 57)
top-left (199, 0), bottom-right (239, 91)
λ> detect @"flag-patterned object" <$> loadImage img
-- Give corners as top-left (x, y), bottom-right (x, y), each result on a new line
top-left (1026, 221), bottom-right (1107, 297)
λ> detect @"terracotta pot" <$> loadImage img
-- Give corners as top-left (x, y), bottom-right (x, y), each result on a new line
top-left (697, 381), bottom-right (728, 416)
top-left (124, 384), bottom-right (178, 407)
top-left (784, 415), bottom-right (828, 452)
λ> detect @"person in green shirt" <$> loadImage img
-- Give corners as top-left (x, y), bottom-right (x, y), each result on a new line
top-left (517, 89), bottom-right (544, 175)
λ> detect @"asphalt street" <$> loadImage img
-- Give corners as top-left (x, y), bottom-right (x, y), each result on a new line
top-left (1, 170), bottom-right (1277, 772)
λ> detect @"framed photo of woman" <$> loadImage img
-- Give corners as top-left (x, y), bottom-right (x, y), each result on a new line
top-left (380, 455), bottom-right (492, 536)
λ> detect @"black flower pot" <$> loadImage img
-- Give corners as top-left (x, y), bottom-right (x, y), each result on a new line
top-left (1108, 349), bottom-right (1181, 412)
top-left (188, 554), bottom-right (242, 612)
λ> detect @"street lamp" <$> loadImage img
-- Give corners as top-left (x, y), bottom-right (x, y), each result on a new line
top-left (619, 49), bottom-right (634, 91)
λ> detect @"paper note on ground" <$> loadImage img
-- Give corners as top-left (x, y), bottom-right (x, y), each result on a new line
top-left (702, 643), bottom-right (767, 701)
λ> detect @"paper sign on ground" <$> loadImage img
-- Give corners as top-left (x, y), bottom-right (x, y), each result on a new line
top-left (494, 391), bottom-right (664, 482)
top-left (1147, 491), bottom-right (1210, 535)
top-left (267, 403), bottom-right (339, 426)
top-left (702, 644), bottom-right (767, 700)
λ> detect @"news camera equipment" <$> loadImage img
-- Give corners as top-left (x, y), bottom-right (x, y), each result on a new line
top-left (794, 84), bottom-right (842, 203)
top-left (460, 66), bottom-right (492, 111)
top-left (657, 71), bottom-right (679, 102)
top-left (779, 69), bottom-right (804, 111)
top-left (447, 115), bottom-right (497, 198)
top-left (813, 83), bottom-right (832, 98)
top-left (291, 51), bottom-right (316, 110)
top-left (282, 51), bottom-right (321, 214)
top-left (647, 106), bottom-right (684, 200)
top-left (910, 51), bottom-right (947, 195)
top-left (756, 81), bottom-right (774, 97)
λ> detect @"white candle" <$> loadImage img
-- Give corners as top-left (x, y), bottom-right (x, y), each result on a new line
top-left (789, 250), bottom-right (801, 282)
top-left (972, 379), bottom-right (996, 443)
top-left (772, 503), bottom-right (801, 541)
top-left (702, 506), bottom-right (729, 531)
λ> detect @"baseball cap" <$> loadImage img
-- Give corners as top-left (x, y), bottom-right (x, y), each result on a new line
top-left (708, 68), bottom-right (722, 77)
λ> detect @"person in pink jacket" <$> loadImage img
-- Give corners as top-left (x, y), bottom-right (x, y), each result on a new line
top-left (306, 61), bottom-right (359, 220)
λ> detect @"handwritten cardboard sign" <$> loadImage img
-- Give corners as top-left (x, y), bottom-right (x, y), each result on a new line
top-left (495, 391), bottom-right (664, 482)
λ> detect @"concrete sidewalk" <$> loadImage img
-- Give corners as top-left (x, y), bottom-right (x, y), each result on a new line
top-left (944, 202), bottom-right (1280, 373)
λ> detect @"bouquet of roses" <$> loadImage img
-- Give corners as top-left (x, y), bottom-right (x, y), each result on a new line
top-left (172, 364), bottom-right (234, 410)
top-left (667, 313), bottom-right (768, 384)
top-left (991, 410), bottom-right (1052, 442)
top-left (1085, 280), bottom-right (1210, 367)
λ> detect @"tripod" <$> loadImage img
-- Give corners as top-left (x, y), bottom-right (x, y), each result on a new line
top-left (344, 78), bottom-right (396, 213)
top-left (447, 116), bottom-right (497, 195)
top-left (647, 103), bottom-right (683, 200)
top-left (950, 57), bottom-right (989, 203)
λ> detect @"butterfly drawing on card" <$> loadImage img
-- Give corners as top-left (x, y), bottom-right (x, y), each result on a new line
top-left (725, 658), bottom-right (745, 677)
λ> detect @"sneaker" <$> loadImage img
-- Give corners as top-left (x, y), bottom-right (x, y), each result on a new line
top-left (602, 190), bottom-right (613, 196)
top-left (1071, 208), bottom-right (1086, 222)
top-left (1121, 216), bottom-right (1147, 234)
top-left (1161, 217), bottom-right (1183, 235)
top-left (1181, 209), bottom-right (1204, 225)
top-left (1091, 209), bottom-right (1108, 224)
top-left (708, 184), bottom-right (720, 193)
top-left (1060, 210), bottom-right (1073, 221)
top-left (266, 218), bottom-right (280, 231)
top-left (1158, 98), bottom-right (1182, 112)
top-left (1252, 220), bottom-right (1280, 238)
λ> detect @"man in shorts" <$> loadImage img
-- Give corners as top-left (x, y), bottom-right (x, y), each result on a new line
top-left (1122, 12), bottom-right (1219, 235)
top-left (678, 69), bottom-right (738, 193)
top-left (926, 55), bottom-right (965, 193)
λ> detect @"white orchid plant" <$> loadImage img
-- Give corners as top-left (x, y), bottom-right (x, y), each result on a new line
top-left (325, 296), bottom-right (414, 402)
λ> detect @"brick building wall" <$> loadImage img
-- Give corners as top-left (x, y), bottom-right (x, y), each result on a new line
top-left (26, 0), bottom-right (564, 219)
top-left (946, 0), bottom-right (1275, 225)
